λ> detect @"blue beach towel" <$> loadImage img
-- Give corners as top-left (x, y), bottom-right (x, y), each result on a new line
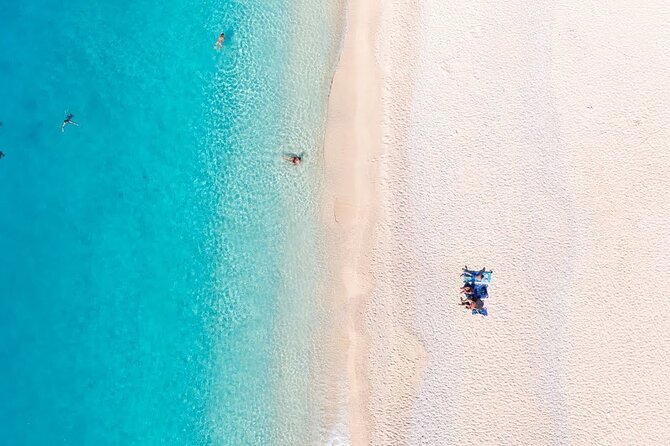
top-left (461, 268), bottom-right (492, 284)
top-left (472, 308), bottom-right (488, 316)
top-left (473, 283), bottom-right (488, 299)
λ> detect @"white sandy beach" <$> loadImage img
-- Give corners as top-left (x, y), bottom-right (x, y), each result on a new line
top-left (324, 0), bottom-right (670, 444)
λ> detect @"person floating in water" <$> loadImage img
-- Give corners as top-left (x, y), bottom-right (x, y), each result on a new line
top-left (61, 113), bottom-right (78, 133)
top-left (214, 33), bottom-right (225, 50)
top-left (283, 153), bottom-right (303, 166)
top-left (0, 151), bottom-right (5, 159)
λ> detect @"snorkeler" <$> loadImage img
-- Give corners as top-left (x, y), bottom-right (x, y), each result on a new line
top-left (0, 151), bottom-right (5, 159)
top-left (214, 33), bottom-right (225, 50)
top-left (61, 113), bottom-right (78, 133)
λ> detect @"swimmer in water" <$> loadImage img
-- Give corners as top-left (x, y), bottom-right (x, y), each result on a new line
top-left (283, 153), bottom-right (303, 165)
top-left (0, 151), bottom-right (5, 159)
top-left (214, 33), bottom-right (225, 50)
top-left (61, 113), bottom-right (78, 133)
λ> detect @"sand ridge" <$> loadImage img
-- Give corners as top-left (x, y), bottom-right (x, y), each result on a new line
top-left (321, 0), bottom-right (384, 442)
top-left (322, 0), bottom-right (427, 443)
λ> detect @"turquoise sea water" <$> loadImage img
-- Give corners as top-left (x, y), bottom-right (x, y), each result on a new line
top-left (0, 0), bottom-right (341, 444)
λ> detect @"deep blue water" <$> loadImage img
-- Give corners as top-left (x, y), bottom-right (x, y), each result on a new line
top-left (0, 0), bottom-right (340, 444)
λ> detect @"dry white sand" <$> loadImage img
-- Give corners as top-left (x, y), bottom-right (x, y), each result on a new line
top-left (324, 0), bottom-right (670, 444)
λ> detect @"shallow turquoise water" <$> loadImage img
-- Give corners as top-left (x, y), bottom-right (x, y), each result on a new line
top-left (0, 0), bottom-right (341, 444)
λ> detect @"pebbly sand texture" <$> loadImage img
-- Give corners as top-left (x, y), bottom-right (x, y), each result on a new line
top-left (324, 0), bottom-right (670, 444)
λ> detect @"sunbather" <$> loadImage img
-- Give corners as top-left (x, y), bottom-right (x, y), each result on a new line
top-left (459, 296), bottom-right (478, 309)
top-left (460, 284), bottom-right (474, 294)
top-left (462, 266), bottom-right (490, 281)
